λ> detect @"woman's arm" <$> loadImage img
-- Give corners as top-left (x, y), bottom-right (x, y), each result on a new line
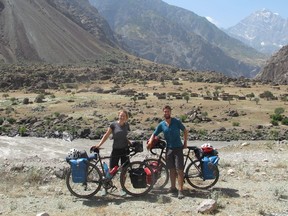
top-left (95, 127), bottom-right (112, 148)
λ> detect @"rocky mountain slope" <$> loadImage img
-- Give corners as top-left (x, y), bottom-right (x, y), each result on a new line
top-left (0, 0), bottom-right (122, 64)
top-left (89, 0), bottom-right (267, 78)
top-left (226, 9), bottom-right (288, 55)
top-left (255, 45), bottom-right (288, 84)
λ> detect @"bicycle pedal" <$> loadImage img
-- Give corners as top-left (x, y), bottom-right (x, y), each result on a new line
top-left (110, 186), bottom-right (118, 193)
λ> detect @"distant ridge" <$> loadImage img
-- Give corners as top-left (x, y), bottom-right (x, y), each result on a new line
top-left (226, 9), bottom-right (288, 55)
top-left (90, 0), bottom-right (267, 77)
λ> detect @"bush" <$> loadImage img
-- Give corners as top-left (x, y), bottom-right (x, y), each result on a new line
top-left (18, 126), bottom-right (27, 136)
top-left (232, 122), bottom-right (240, 127)
top-left (259, 91), bottom-right (274, 100)
top-left (23, 98), bottom-right (29, 105)
top-left (271, 119), bottom-right (279, 126)
top-left (274, 107), bottom-right (285, 115)
top-left (281, 117), bottom-right (288, 126)
top-left (179, 114), bottom-right (188, 122)
top-left (6, 117), bottom-right (16, 124)
top-left (271, 114), bottom-right (283, 122)
top-left (34, 94), bottom-right (45, 103)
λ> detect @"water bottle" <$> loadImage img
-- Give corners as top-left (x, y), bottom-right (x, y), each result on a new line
top-left (103, 162), bottom-right (111, 178)
top-left (109, 165), bottom-right (119, 176)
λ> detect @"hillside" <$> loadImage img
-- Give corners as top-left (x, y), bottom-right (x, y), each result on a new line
top-left (0, 0), bottom-right (122, 63)
top-left (90, 0), bottom-right (267, 78)
top-left (256, 45), bottom-right (288, 84)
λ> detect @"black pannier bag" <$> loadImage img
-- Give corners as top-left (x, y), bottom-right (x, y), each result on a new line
top-left (129, 168), bottom-right (147, 188)
top-left (130, 141), bottom-right (144, 153)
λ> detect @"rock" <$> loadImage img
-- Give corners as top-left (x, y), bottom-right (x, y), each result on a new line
top-left (197, 199), bottom-right (217, 214)
top-left (227, 169), bottom-right (235, 176)
top-left (241, 142), bottom-right (250, 147)
top-left (10, 163), bottom-right (25, 171)
top-left (36, 212), bottom-right (50, 216)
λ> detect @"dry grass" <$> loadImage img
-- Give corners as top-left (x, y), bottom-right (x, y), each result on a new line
top-left (1, 80), bottom-right (288, 134)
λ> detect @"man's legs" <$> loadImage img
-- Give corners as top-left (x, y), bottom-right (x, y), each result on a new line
top-left (177, 169), bottom-right (184, 191)
top-left (169, 168), bottom-right (177, 189)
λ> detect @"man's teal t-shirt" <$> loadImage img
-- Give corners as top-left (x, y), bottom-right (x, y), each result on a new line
top-left (153, 117), bottom-right (185, 149)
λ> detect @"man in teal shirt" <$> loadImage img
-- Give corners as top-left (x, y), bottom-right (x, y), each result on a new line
top-left (147, 105), bottom-right (188, 199)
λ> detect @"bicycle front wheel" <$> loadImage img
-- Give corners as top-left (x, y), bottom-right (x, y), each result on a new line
top-left (66, 162), bottom-right (102, 198)
top-left (144, 159), bottom-right (169, 189)
top-left (185, 160), bottom-right (219, 189)
top-left (120, 161), bottom-right (154, 196)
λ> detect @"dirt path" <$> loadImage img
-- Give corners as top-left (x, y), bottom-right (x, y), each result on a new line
top-left (0, 137), bottom-right (287, 216)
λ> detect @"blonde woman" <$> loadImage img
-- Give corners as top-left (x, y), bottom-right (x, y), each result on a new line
top-left (94, 110), bottom-right (131, 170)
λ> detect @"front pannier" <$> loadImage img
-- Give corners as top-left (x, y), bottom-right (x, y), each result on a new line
top-left (69, 158), bottom-right (88, 183)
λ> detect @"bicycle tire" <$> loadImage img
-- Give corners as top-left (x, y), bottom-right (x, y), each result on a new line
top-left (185, 160), bottom-right (219, 189)
top-left (144, 158), bottom-right (169, 189)
top-left (120, 161), bottom-right (154, 196)
top-left (66, 162), bottom-right (102, 198)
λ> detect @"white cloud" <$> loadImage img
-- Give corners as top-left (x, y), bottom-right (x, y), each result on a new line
top-left (205, 16), bottom-right (219, 27)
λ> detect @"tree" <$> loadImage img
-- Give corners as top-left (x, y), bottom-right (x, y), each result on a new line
top-left (254, 97), bottom-right (260, 105)
top-left (184, 95), bottom-right (190, 103)
top-left (274, 107), bottom-right (285, 115)
top-left (259, 91), bottom-right (274, 100)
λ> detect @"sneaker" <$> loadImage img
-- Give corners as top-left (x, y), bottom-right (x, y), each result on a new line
top-left (178, 190), bottom-right (184, 199)
top-left (119, 189), bottom-right (127, 197)
top-left (168, 187), bottom-right (178, 194)
top-left (101, 189), bottom-right (107, 197)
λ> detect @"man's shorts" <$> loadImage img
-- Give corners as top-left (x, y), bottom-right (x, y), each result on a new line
top-left (165, 147), bottom-right (184, 170)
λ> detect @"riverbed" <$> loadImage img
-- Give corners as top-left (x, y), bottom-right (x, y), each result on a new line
top-left (0, 136), bottom-right (272, 160)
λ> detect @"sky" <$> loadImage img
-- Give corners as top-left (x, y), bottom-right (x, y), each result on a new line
top-left (162, 0), bottom-right (288, 28)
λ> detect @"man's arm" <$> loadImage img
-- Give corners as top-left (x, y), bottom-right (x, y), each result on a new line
top-left (183, 128), bottom-right (188, 148)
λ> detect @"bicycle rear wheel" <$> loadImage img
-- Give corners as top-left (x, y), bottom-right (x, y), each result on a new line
top-left (185, 160), bottom-right (219, 189)
top-left (66, 162), bottom-right (102, 198)
top-left (144, 159), bottom-right (169, 189)
top-left (120, 161), bottom-right (154, 196)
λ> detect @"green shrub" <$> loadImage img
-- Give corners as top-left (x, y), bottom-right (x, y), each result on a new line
top-left (6, 117), bottom-right (16, 124)
top-left (34, 94), bottom-right (45, 103)
top-left (232, 122), bottom-right (240, 127)
top-left (179, 114), bottom-right (188, 122)
top-left (274, 107), bottom-right (285, 115)
top-left (281, 117), bottom-right (288, 126)
top-left (271, 119), bottom-right (279, 126)
top-left (22, 98), bottom-right (29, 105)
top-left (19, 126), bottom-right (27, 136)
top-left (271, 113), bottom-right (283, 121)
top-left (259, 91), bottom-right (274, 100)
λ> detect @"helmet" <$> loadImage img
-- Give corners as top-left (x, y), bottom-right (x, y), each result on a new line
top-left (201, 143), bottom-right (214, 154)
top-left (67, 148), bottom-right (80, 159)
top-left (147, 136), bottom-right (166, 149)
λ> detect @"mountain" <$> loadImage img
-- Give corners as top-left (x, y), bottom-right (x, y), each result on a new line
top-left (89, 0), bottom-right (267, 78)
top-left (255, 45), bottom-right (288, 84)
top-left (0, 0), bottom-right (121, 64)
top-left (226, 9), bottom-right (288, 55)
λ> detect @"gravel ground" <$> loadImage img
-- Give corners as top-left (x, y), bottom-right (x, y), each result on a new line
top-left (0, 137), bottom-right (288, 216)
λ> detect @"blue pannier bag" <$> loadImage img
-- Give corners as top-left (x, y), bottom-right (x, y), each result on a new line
top-left (201, 156), bottom-right (219, 180)
top-left (70, 158), bottom-right (88, 183)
